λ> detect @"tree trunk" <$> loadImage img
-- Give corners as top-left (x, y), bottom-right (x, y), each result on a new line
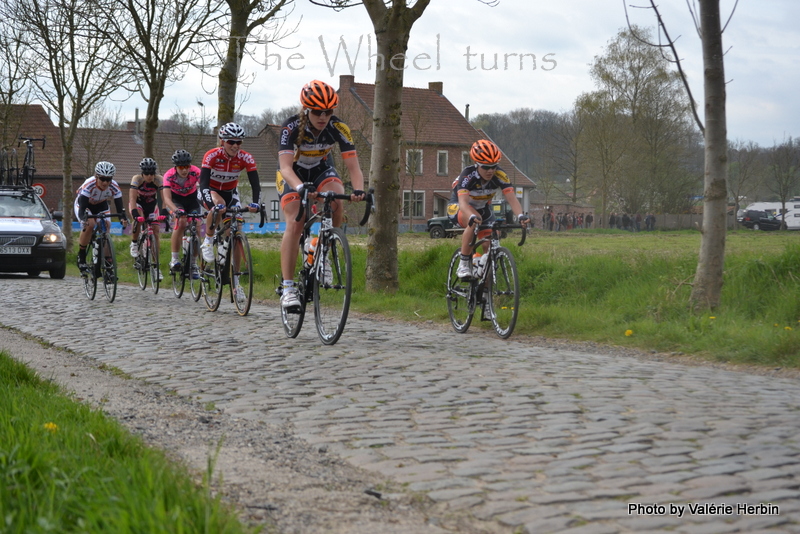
top-left (142, 79), bottom-right (165, 158)
top-left (690, 0), bottom-right (727, 310)
top-left (217, 10), bottom-right (247, 125)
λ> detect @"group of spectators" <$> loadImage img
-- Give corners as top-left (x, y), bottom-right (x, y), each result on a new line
top-left (541, 210), bottom-right (594, 231)
top-left (608, 213), bottom-right (657, 231)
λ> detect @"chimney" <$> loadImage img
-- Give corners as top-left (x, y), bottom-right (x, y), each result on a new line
top-left (465, 104), bottom-right (470, 121)
top-left (135, 108), bottom-right (140, 135)
top-left (339, 74), bottom-right (355, 92)
top-left (428, 81), bottom-right (443, 95)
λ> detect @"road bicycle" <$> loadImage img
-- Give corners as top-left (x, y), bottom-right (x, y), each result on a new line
top-left (0, 137), bottom-right (45, 187)
top-left (170, 211), bottom-right (205, 301)
top-left (278, 185), bottom-right (373, 345)
top-left (18, 136), bottom-right (45, 187)
top-left (133, 214), bottom-right (168, 294)
top-left (200, 204), bottom-right (266, 316)
top-left (81, 212), bottom-right (125, 302)
top-left (446, 218), bottom-right (527, 339)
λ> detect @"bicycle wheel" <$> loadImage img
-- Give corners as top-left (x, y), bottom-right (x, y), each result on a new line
top-left (313, 228), bottom-right (352, 345)
top-left (189, 236), bottom-right (203, 302)
top-left (83, 241), bottom-right (98, 300)
top-left (230, 232), bottom-right (253, 316)
top-left (148, 234), bottom-right (160, 294)
top-left (171, 258), bottom-right (185, 298)
top-left (136, 235), bottom-right (148, 290)
top-left (487, 247), bottom-right (520, 339)
top-left (21, 148), bottom-right (33, 187)
top-left (281, 272), bottom-right (307, 338)
top-left (202, 244), bottom-right (223, 312)
top-left (6, 149), bottom-right (18, 186)
top-left (101, 235), bottom-right (117, 303)
top-left (446, 249), bottom-right (475, 333)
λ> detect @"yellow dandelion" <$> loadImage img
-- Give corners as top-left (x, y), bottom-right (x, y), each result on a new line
top-left (625, 329), bottom-right (633, 337)
top-left (709, 316), bottom-right (716, 320)
top-left (43, 422), bottom-right (58, 433)
top-left (785, 326), bottom-right (793, 331)
top-left (774, 324), bottom-right (780, 327)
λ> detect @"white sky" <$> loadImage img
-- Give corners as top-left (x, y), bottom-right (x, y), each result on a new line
top-left (110, 0), bottom-right (799, 147)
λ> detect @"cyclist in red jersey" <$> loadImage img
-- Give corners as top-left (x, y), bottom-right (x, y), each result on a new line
top-left (199, 122), bottom-right (261, 263)
top-left (276, 79), bottom-right (366, 311)
top-left (162, 149), bottom-right (202, 273)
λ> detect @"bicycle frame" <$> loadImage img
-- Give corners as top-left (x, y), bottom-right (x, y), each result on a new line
top-left (82, 212), bottom-right (123, 302)
top-left (134, 214), bottom-right (167, 293)
top-left (171, 212), bottom-right (205, 300)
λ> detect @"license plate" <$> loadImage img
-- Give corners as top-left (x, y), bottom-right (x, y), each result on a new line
top-left (0, 246), bottom-right (31, 254)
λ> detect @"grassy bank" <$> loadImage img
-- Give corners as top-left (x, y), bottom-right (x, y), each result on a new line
top-left (66, 229), bottom-right (800, 368)
top-left (0, 350), bottom-right (255, 533)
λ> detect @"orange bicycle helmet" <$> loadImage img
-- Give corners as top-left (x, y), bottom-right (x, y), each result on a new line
top-left (470, 139), bottom-right (501, 165)
top-left (300, 80), bottom-right (339, 110)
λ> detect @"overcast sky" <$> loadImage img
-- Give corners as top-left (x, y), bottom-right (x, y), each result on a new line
top-left (111, 0), bottom-right (799, 147)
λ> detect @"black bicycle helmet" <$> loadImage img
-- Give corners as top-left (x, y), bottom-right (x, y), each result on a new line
top-left (172, 150), bottom-right (192, 166)
top-left (140, 157), bottom-right (158, 174)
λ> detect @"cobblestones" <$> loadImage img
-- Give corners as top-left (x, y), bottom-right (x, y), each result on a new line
top-left (2, 276), bottom-right (800, 532)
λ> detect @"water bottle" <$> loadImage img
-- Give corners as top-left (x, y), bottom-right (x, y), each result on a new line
top-left (182, 236), bottom-right (190, 256)
top-left (218, 240), bottom-right (228, 263)
top-left (303, 237), bottom-right (318, 268)
top-left (473, 253), bottom-right (488, 277)
top-left (91, 242), bottom-right (98, 266)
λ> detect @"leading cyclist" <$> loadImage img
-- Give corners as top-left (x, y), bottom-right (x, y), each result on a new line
top-left (162, 149), bottom-right (202, 275)
top-left (449, 139), bottom-right (529, 280)
top-left (276, 79), bottom-right (366, 312)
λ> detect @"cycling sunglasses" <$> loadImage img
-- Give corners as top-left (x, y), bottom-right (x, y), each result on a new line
top-left (97, 176), bottom-right (113, 182)
top-left (177, 165), bottom-right (190, 170)
top-left (225, 139), bottom-right (243, 145)
top-left (308, 108), bottom-right (334, 117)
top-left (479, 164), bottom-right (498, 170)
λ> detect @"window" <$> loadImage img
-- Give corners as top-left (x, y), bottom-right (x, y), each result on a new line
top-left (406, 149), bottom-right (422, 174)
top-left (437, 151), bottom-right (448, 175)
top-left (461, 151), bottom-right (471, 169)
top-left (402, 191), bottom-right (424, 218)
top-left (270, 199), bottom-right (280, 221)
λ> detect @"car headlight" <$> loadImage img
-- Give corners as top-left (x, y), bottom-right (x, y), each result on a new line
top-left (42, 233), bottom-right (63, 244)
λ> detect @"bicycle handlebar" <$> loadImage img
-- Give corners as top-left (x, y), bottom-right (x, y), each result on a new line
top-left (295, 183), bottom-right (374, 225)
top-left (18, 136), bottom-right (46, 150)
top-left (468, 218), bottom-right (528, 248)
top-left (207, 203), bottom-right (266, 234)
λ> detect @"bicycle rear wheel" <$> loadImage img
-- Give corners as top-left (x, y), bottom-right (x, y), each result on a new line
top-left (171, 262), bottom-right (185, 298)
top-left (5, 149), bottom-right (17, 186)
top-left (313, 228), bottom-right (351, 345)
top-left (21, 149), bottom-right (33, 187)
top-left (83, 242), bottom-right (98, 300)
top-left (188, 236), bottom-right (202, 302)
top-left (487, 247), bottom-right (519, 339)
top-left (281, 274), bottom-right (307, 338)
top-left (201, 248), bottom-right (223, 312)
top-left (230, 233), bottom-right (253, 316)
top-left (101, 235), bottom-right (117, 303)
top-left (446, 250), bottom-right (475, 333)
top-left (148, 235), bottom-right (160, 294)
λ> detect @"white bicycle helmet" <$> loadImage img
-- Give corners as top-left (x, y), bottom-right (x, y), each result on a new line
top-left (218, 122), bottom-right (246, 140)
top-left (95, 161), bottom-right (116, 177)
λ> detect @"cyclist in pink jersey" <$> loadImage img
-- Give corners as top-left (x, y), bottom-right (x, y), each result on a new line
top-left (162, 149), bottom-right (202, 272)
top-left (199, 122), bottom-right (261, 262)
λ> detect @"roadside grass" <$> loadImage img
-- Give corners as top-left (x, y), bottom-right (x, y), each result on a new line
top-left (0, 350), bottom-right (256, 533)
top-left (65, 230), bottom-right (800, 368)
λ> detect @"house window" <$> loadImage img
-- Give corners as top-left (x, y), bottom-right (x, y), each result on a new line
top-left (270, 200), bottom-right (280, 221)
top-left (437, 151), bottom-right (448, 175)
top-left (406, 149), bottom-right (423, 174)
top-left (403, 191), bottom-right (424, 218)
top-left (462, 151), bottom-right (471, 169)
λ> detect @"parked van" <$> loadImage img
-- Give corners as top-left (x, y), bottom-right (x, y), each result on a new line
top-left (776, 209), bottom-right (800, 230)
top-left (744, 199), bottom-right (800, 217)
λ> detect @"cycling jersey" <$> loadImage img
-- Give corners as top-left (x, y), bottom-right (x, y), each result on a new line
top-left (130, 174), bottom-right (163, 203)
top-left (73, 177), bottom-right (124, 219)
top-left (163, 166), bottom-right (201, 197)
top-left (449, 165), bottom-right (513, 210)
top-left (278, 114), bottom-right (358, 170)
top-left (200, 147), bottom-right (257, 191)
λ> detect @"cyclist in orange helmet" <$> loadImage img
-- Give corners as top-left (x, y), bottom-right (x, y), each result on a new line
top-left (449, 139), bottom-right (529, 280)
top-left (276, 79), bottom-right (366, 311)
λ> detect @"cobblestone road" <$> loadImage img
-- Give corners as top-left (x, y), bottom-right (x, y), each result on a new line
top-left (2, 276), bottom-right (799, 533)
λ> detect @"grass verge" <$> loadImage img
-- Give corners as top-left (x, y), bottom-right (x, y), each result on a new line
top-left (0, 350), bottom-right (256, 533)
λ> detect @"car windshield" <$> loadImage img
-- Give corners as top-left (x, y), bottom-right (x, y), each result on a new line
top-left (0, 191), bottom-right (49, 218)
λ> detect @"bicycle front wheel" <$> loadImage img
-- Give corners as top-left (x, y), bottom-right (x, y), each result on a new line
top-left (446, 250), bottom-right (475, 333)
top-left (172, 238), bottom-right (186, 298)
top-left (202, 247), bottom-right (223, 312)
top-left (101, 235), bottom-right (117, 302)
top-left (189, 236), bottom-right (202, 302)
top-left (487, 247), bottom-right (520, 339)
top-left (136, 236), bottom-right (148, 290)
top-left (230, 233), bottom-right (253, 316)
top-left (148, 235), bottom-right (160, 294)
top-left (313, 228), bottom-right (352, 345)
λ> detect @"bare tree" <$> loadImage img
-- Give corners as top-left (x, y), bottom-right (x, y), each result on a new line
top-left (102, 0), bottom-right (224, 157)
top-left (0, 20), bottom-right (38, 147)
top-left (1, 0), bottom-right (133, 250)
top-left (728, 139), bottom-right (763, 228)
top-left (625, 0), bottom-right (733, 310)
top-left (75, 106), bottom-right (127, 176)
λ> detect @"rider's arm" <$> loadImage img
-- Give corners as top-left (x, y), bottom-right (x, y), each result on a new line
top-left (246, 170), bottom-right (261, 204)
top-left (77, 194), bottom-right (90, 220)
top-left (502, 187), bottom-right (524, 217)
top-left (278, 152), bottom-right (303, 191)
top-left (198, 167), bottom-right (213, 207)
top-left (128, 178), bottom-right (140, 216)
top-left (113, 196), bottom-right (125, 217)
top-left (161, 187), bottom-right (177, 213)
